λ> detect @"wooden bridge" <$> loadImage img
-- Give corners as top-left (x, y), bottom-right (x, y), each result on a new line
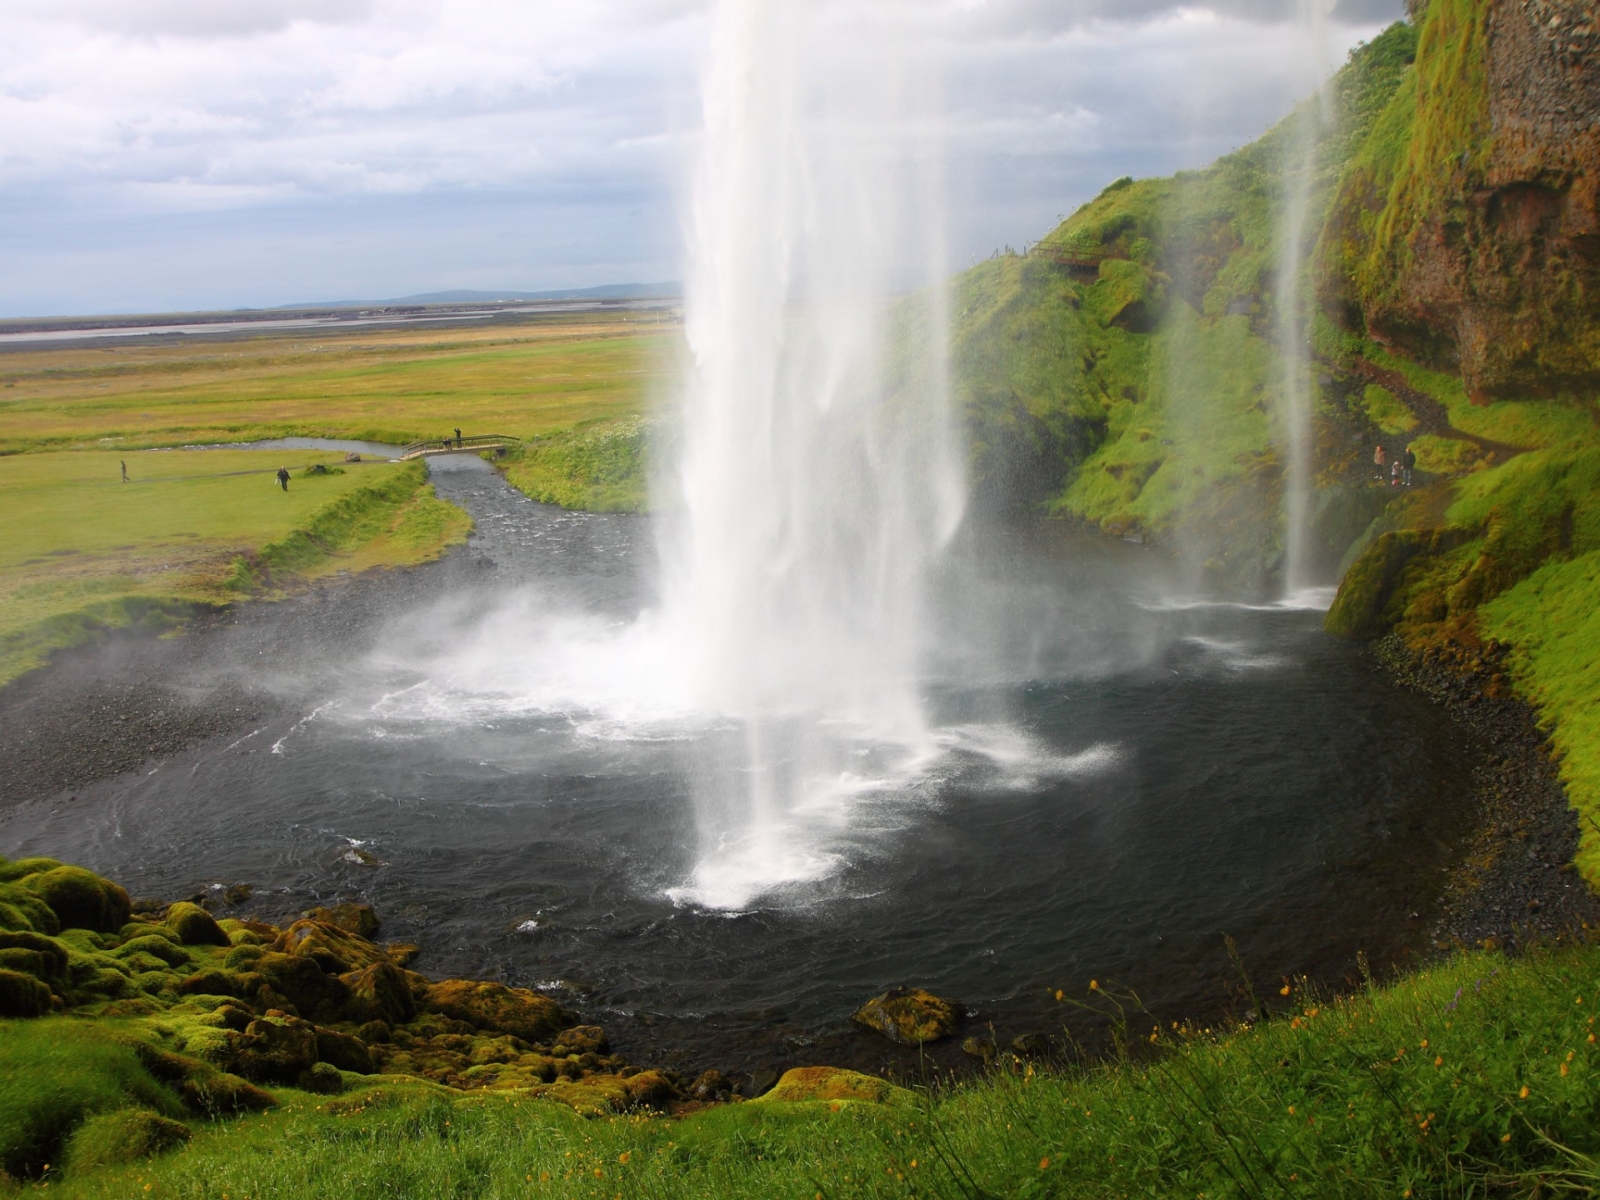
top-left (398, 434), bottom-right (521, 460)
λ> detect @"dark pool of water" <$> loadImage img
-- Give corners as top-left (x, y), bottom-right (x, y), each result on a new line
top-left (0, 458), bottom-right (1477, 1078)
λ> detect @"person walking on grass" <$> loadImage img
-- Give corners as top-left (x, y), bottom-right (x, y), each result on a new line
top-left (276, 466), bottom-right (290, 492)
top-left (120, 460), bottom-right (128, 483)
top-left (1403, 444), bottom-right (1416, 486)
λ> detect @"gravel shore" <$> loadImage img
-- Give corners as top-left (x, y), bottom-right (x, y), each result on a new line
top-left (1374, 633), bottom-right (1600, 950)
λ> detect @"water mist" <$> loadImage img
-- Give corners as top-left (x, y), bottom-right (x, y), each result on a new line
top-left (1276, 0), bottom-right (1335, 601)
top-left (658, 0), bottom-right (965, 909)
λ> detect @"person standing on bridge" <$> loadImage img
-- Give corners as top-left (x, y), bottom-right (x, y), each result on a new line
top-left (455, 427), bottom-right (461, 443)
top-left (276, 466), bottom-right (290, 492)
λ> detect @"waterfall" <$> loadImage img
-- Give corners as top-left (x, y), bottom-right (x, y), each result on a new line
top-left (656, 0), bottom-right (965, 909)
top-left (1277, 0), bottom-right (1335, 600)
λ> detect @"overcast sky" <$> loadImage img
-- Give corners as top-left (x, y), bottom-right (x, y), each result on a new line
top-left (0, 0), bottom-right (1403, 317)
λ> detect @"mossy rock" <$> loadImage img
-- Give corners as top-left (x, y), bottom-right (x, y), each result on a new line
top-left (62, 1109), bottom-right (191, 1173)
top-left (424, 979), bottom-right (575, 1043)
top-left (0, 857), bottom-right (64, 883)
top-left (21, 867), bottom-right (131, 934)
top-left (304, 903), bottom-right (379, 939)
top-left (315, 1027), bottom-right (374, 1074)
top-left (0, 881), bottom-right (62, 935)
top-left (164, 902), bottom-right (230, 947)
top-left (0, 968), bottom-right (52, 1017)
top-left (552, 1024), bottom-right (608, 1055)
top-left (756, 1066), bottom-right (912, 1105)
top-left (341, 960), bottom-right (416, 1026)
top-left (250, 951), bottom-right (351, 1021)
top-left (114, 934), bottom-right (193, 970)
top-left (0, 931), bottom-right (69, 986)
top-left (296, 1062), bottom-right (345, 1094)
top-left (852, 987), bottom-right (959, 1045)
top-left (543, 1075), bottom-right (631, 1115)
top-left (231, 1012), bottom-right (319, 1085)
top-left (275, 919), bottom-right (390, 973)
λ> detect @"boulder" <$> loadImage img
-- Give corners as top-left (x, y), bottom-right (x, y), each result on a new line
top-left (756, 1066), bottom-right (912, 1105)
top-left (0, 931), bottom-right (69, 987)
top-left (852, 987), bottom-right (959, 1045)
top-left (0, 883), bottom-right (60, 935)
top-left (340, 961), bottom-right (416, 1026)
top-left (274, 919), bottom-right (390, 973)
top-left (21, 866), bottom-right (131, 933)
top-left (689, 1069), bottom-right (733, 1102)
top-left (297, 1062), bottom-right (345, 1094)
top-left (303, 903), bottom-right (379, 939)
top-left (552, 1024), bottom-right (608, 1055)
top-left (621, 1069), bottom-right (678, 1109)
top-left (315, 1027), bottom-right (374, 1074)
top-left (424, 979), bottom-right (575, 1042)
top-left (231, 1012), bottom-right (319, 1084)
top-left (251, 951), bottom-right (351, 1021)
top-left (961, 1035), bottom-right (997, 1060)
top-left (164, 902), bottom-right (230, 947)
top-left (0, 968), bottom-right (51, 1017)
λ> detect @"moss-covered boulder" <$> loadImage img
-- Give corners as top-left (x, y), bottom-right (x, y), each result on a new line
top-left (0, 968), bottom-right (51, 1017)
top-left (424, 979), bottom-right (575, 1042)
top-left (250, 951), bottom-right (351, 1021)
top-left (340, 960), bottom-right (416, 1026)
top-left (757, 1066), bottom-right (912, 1105)
top-left (0, 857), bottom-right (64, 883)
top-left (62, 1109), bottom-right (191, 1172)
top-left (164, 902), bottom-right (230, 947)
top-left (852, 987), bottom-right (959, 1045)
top-left (0, 881), bottom-right (61, 935)
top-left (304, 903), bottom-right (379, 939)
top-left (231, 1012), bottom-right (319, 1084)
top-left (315, 1026), bottom-right (374, 1074)
top-left (553, 1024), bottom-right (608, 1055)
top-left (275, 919), bottom-right (391, 973)
top-left (21, 867), bottom-right (130, 934)
top-left (0, 931), bottom-right (69, 988)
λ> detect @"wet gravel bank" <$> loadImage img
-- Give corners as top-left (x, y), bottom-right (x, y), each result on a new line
top-left (1374, 633), bottom-right (1600, 950)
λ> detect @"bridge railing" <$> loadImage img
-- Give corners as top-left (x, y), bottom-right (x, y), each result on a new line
top-left (398, 434), bottom-right (521, 460)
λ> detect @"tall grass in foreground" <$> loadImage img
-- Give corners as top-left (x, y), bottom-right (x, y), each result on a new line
top-left (24, 942), bottom-right (1600, 1199)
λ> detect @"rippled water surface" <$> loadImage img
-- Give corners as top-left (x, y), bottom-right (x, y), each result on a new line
top-left (1, 459), bottom-right (1476, 1074)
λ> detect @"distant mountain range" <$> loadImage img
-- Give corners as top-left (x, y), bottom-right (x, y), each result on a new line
top-left (280, 283), bottom-right (681, 309)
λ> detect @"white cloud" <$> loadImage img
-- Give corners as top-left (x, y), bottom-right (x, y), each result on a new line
top-left (0, 0), bottom-right (1404, 313)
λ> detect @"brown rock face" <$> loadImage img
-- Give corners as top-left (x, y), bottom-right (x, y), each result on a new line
top-left (1363, 0), bottom-right (1600, 399)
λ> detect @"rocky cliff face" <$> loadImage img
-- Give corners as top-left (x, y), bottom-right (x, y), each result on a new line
top-left (1322, 0), bottom-right (1600, 401)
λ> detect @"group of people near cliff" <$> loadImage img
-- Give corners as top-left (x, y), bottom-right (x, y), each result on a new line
top-left (1374, 443), bottom-right (1416, 487)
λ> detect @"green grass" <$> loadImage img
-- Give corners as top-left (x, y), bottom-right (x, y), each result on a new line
top-left (13, 944), bottom-right (1600, 1198)
top-left (0, 450), bottom-right (467, 685)
top-left (0, 317), bottom-right (676, 454)
top-left (501, 418), bottom-right (653, 513)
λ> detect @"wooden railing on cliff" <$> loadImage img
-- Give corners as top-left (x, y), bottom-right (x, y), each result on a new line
top-left (1029, 237), bottom-right (1127, 275)
top-left (398, 434), bottom-right (521, 460)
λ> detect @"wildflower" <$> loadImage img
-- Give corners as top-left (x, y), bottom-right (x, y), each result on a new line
top-left (593, 1169), bottom-right (604, 1179)
top-left (1561, 1063), bottom-right (1569, 1076)
top-left (1519, 1086), bottom-right (1529, 1099)
top-left (1279, 985), bottom-right (1291, 996)
top-left (1502, 1133), bottom-right (1513, 1143)
top-left (1287, 1106), bottom-right (1295, 1115)
top-left (1039, 1158), bottom-right (1051, 1170)
top-left (1090, 980), bottom-right (1099, 991)
top-left (1055, 990), bottom-right (1063, 1002)
top-left (1435, 1056), bottom-right (1443, 1067)
top-left (618, 1152), bottom-right (630, 1164)
top-left (909, 1159), bottom-right (917, 1168)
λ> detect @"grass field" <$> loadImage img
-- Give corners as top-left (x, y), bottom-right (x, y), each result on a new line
top-left (0, 314), bottom-right (678, 454)
top-left (0, 314), bottom-right (676, 685)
